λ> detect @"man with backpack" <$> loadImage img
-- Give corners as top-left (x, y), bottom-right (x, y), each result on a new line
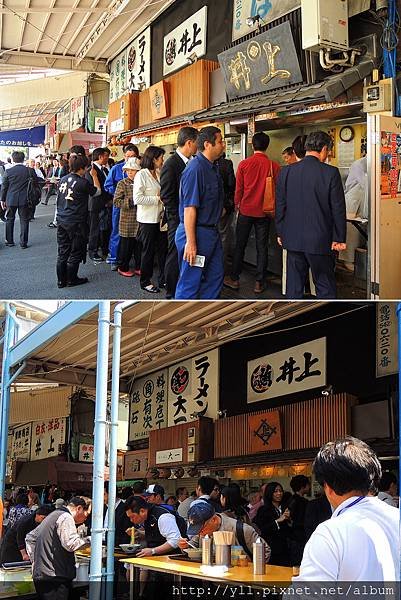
top-left (0, 151), bottom-right (40, 248)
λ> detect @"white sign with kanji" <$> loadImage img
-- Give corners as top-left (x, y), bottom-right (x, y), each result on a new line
top-left (57, 104), bottom-right (70, 132)
top-left (79, 442), bottom-right (94, 462)
top-left (69, 97), bottom-right (85, 131)
top-left (163, 6), bottom-right (207, 76)
top-left (247, 338), bottom-right (326, 403)
top-left (30, 417), bottom-right (66, 461)
top-left (376, 303), bottom-right (398, 377)
top-left (156, 448), bottom-right (183, 465)
top-left (94, 117), bottom-right (107, 134)
top-left (128, 369), bottom-right (168, 441)
top-left (12, 423), bottom-right (32, 460)
top-left (167, 349), bottom-right (219, 426)
top-left (109, 51), bottom-right (127, 102)
top-left (126, 27), bottom-right (151, 92)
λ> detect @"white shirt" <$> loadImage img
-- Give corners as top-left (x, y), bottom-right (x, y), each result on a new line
top-left (154, 513), bottom-right (180, 548)
top-left (293, 496), bottom-right (399, 581)
top-left (176, 149), bottom-right (189, 165)
top-left (377, 491), bottom-right (398, 507)
top-left (133, 168), bottom-right (163, 224)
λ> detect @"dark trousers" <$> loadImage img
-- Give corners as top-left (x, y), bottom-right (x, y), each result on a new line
top-left (88, 210), bottom-right (101, 257)
top-left (57, 222), bottom-right (88, 284)
top-left (118, 236), bottom-right (141, 272)
top-left (5, 205), bottom-right (30, 245)
top-left (139, 223), bottom-right (167, 288)
top-left (44, 183), bottom-right (58, 204)
top-left (286, 250), bottom-right (337, 299)
top-left (231, 214), bottom-right (270, 282)
top-left (164, 210), bottom-right (180, 298)
top-left (34, 578), bottom-right (72, 600)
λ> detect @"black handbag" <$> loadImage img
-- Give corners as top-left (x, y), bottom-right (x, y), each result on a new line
top-left (27, 168), bottom-right (42, 208)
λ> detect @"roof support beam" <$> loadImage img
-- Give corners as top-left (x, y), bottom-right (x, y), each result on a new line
top-left (9, 301), bottom-right (99, 368)
top-left (0, 50), bottom-right (108, 73)
top-left (0, 6), bottom-right (110, 13)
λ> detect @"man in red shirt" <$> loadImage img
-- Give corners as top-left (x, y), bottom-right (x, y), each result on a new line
top-left (224, 132), bottom-right (280, 293)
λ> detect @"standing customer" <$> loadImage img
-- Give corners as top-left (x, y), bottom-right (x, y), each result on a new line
top-left (224, 132), bottom-right (280, 294)
top-left (26, 496), bottom-right (91, 600)
top-left (105, 143), bottom-right (139, 270)
top-left (253, 482), bottom-right (291, 566)
top-left (133, 145), bottom-right (165, 293)
top-left (85, 147), bottom-right (112, 263)
top-left (175, 126), bottom-right (225, 299)
top-left (1, 151), bottom-right (39, 249)
top-left (275, 131), bottom-right (346, 299)
top-left (56, 155), bottom-right (101, 288)
top-left (160, 126), bottom-right (198, 299)
top-left (113, 157), bottom-right (142, 277)
top-left (293, 437), bottom-right (399, 581)
top-left (217, 153), bottom-right (236, 274)
top-left (42, 158), bottom-right (62, 205)
top-left (7, 493), bottom-right (32, 528)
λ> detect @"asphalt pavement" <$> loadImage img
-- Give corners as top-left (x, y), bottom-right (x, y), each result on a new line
top-left (0, 198), bottom-right (363, 301)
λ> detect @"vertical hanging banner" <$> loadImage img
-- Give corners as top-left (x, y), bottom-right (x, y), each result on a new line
top-left (247, 338), bottom-right (326, 402)
top-left (163, 6), bottom-right (207, 76)
top-left (69, 97), bottom-right (85, 131)
top-left (128, 370), bottom-right (168, 441)
top-left (11, 423), bottom-right (32, 460)
top-left (168, 349), bottom-right (219, 426)
top-left (126, 27), bottom-right (151, 92)
top-left (57, 104), bottom-right (71, 132)
top-left (376, 303), bottom-right (399, 377)
top-left (30, 417), bottom-right (66, 461)
top-left (109, 51), bottom-right (127, 102)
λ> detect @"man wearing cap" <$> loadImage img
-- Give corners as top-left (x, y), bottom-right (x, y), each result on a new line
top-left (145, 484), bottom-right (174, 512)
top-left (125, 495), bottom-right (184, 557)
top-left (181, 502), bottom-right (270, 563)
top-left (26, 496), bottom-right (91, 600)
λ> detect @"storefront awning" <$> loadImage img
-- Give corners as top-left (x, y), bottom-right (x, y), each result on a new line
top-left (196, 60), bottom-right (375, 121)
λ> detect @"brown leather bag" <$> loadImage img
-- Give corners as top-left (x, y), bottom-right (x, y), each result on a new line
top-left (263, 162), bottom-right (276, 217)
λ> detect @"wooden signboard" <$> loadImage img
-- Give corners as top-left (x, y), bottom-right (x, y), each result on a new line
top-left (108, 93), bottom-right (139, 134)
top-left (249, 411), bottom-right (282, 453)
top-left (124, 449), bottom-right (149, 479)
top-left (149, 81), bottom-right (170, 121)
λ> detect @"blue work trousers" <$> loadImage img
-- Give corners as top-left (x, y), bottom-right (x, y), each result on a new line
top-left (108, 205), bottom-right (121, 263)
top-left (175, 224), bottom-right (224, 299)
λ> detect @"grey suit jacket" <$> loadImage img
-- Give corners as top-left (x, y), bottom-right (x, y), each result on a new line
top-left (1, 164), bottom-right (38, 207)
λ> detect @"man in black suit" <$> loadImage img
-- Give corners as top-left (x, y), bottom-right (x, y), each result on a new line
top-left (85, 147), bottom-right (112, 263)
top-left (1, 150), bottom-right (39, 248)
top-left (160, 126), bottom-right (198, 298)
top-left (275, 131), bottom-right (346, 299)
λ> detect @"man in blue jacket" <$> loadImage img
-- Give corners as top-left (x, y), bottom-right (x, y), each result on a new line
top-left (104, 143), bottom-right (139, 269)
top-left (275, 131), bottom-right (346, 299)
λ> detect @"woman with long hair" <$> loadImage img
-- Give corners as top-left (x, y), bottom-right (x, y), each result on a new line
top-left (220, 485), bottom-right (252, 525)
top-left (133, 145), bottom-right (166, 293)
top-left (253, 482), bottom-right (291, 566)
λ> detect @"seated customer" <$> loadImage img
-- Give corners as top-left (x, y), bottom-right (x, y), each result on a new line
top-left (0, 505), bottom-right (54, 564)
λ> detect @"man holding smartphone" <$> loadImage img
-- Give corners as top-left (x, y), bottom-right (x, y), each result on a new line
top-left (175, 126), bottom-right (225, 299)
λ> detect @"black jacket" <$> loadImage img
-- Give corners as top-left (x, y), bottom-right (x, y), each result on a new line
top-left (160, 152), bottom-right (187, 216)
top-left (275, 156), bottom-right (346, 255)
top-left (253, 504), bottom-right (291, 566)
top-left (0, 513), bottom-right (37, 564)
top-left (85, 163), bottom-right (112, 212)
top-left (114, 500), bottom-right (132, 546)
top-left (1, 164), bottom-right (39, 207)
top-left (304, 495), bottom-right (332, 540)
top-left (217, 156), bottom-right (236, 214)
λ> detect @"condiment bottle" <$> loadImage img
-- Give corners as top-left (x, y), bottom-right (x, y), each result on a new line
top-left (252, 537), bottom-right (266, 575)
top-left (238, 554), bottom-right (248, 567)
top-left (202, 535), bottom-right (212, 565)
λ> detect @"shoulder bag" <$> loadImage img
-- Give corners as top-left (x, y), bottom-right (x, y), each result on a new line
top-left (27, 168), bottom-right (42, 208)
top-left (263, 161), bottom-right (276, 217)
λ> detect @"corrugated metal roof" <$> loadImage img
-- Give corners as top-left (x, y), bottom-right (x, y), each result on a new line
top-left (195, 60), bottom-right (375, 121)
top-left (9, 386), bottom-right (72, 424)
top-left (15, 301), bottom-right (321, 391)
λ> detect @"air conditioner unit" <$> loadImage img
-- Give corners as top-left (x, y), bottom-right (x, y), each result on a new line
top-left (301, 0), bottom-right (349, 52)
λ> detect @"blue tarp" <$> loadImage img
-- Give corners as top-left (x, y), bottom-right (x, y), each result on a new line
top-left (0, 126), bottom-right (46, 147)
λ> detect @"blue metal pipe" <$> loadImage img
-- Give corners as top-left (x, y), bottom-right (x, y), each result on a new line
top-left (397, 302), bottom-right (401, 582)
top-left (106, 301), bottom-right (138, 600)
top-left (89, 301), bottom-right (111, 600)
top-left (0, 305), bottom-right (16, 498)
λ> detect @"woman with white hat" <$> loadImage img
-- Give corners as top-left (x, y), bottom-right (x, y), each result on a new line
top-left (113, 157), bottom-right (142, 277)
